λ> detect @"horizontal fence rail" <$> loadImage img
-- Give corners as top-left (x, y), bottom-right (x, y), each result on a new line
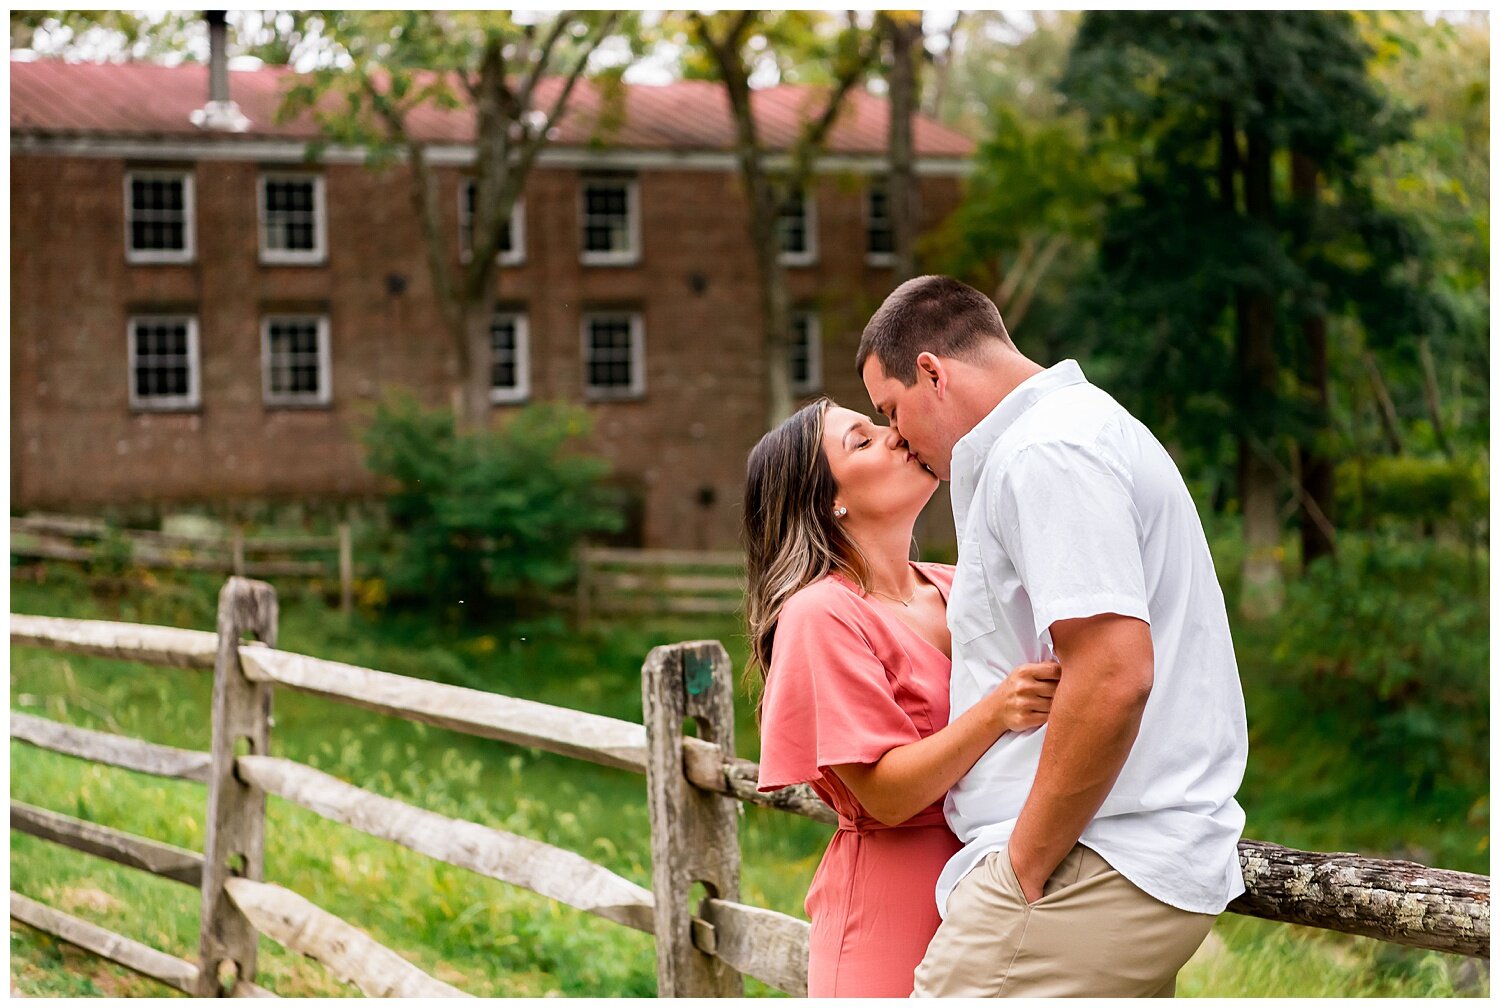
top-left (10, 604), bottom-right (1492, 1000)
top-left (236, 647), bottom-right (650, 774)
top-left (11, 801), bottom-right (205, 887)
top-left (11, 613), bottom-right (220, 669)
top-left (235, 754), bottom-right (658, 934)
top-left (11, 711), bottom-right (213, 781)
top-left (577, 547), bottom-right (745, 623)
top-left (9, 894), bottom-right (275, 998)
top-left (11, 514), bottom-right (355, 611)
top-left (223, 878), bottom-right (469, 998)
top-left (1231, 840), bottom-right (1490, 959)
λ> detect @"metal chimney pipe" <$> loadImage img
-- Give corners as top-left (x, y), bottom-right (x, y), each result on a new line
top-left (191, 10), bottom-right (249, 132)
top-left (206, 10), bottom-right (229, 105)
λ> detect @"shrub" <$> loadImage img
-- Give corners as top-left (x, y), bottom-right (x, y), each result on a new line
top-left (363, 395), bottom-right (623, 621)
top-left (1268, 533), bottom-right (1488, 802)
top-left (1335, 452), bottom-right (1488, 529)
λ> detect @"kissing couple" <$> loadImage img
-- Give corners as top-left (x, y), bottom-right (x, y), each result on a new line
top-left (743, 275), bottom-right (1248, 997)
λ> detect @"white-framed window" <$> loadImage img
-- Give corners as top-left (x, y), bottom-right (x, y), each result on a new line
top-left (579, 177), bottom-right (640, 265)
top-left (261, 314), bottom-right (331, 407)
top-left (789, 310), bottom-right (822, 395)
top-left (582, 311), bottom-right (645, 399)
top-left (777, 188), bottom-right (817, 266)
top-left (866, 180), bottom-right (895, 265)
top-left (490, 310), bottom-right (530, 404)
top-left (460, 181), bottom-right (525, 266)
top-left (128, 314), bottom-right (200, 411)
top-left (124, 170), bottom-right (194, 264)
top-left (258, 173), bottom-right (327, 265)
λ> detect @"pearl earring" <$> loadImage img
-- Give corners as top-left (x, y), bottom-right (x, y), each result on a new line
top-left (835, 506), bottom-right (848, 518)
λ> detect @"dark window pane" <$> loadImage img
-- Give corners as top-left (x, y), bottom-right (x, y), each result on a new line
top-left (778, 194), bottom-right (808, 254)
top-left (128, 176), bottom-right (188, 252)
top-left (587, 318), bottom-right (635, 388)
top-left (133, 318), bottom-right (193, 402)
top-left (582, 183), bottom-right (630, 253)
top-left (584, 225), bottom-right (612, 251)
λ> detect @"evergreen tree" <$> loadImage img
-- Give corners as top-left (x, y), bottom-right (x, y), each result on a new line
top-left (1061, 11), bottom-right (1449, 614)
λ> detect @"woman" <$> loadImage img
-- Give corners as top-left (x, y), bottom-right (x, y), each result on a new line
top-left (743, 397), bottom-right (1060, 998)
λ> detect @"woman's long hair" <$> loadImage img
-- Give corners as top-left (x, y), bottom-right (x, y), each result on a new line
top-left (741, 397), bottom-right (868, 714)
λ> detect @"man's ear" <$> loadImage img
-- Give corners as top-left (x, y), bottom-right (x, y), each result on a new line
top-left (915, 352), bottom-right (947, 397)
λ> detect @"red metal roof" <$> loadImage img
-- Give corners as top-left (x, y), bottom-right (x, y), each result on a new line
top-left (10, 58), bottom-right (975, 159)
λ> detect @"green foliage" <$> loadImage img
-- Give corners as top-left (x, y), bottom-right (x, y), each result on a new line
top-left (275, 11), bottom-right (631, 164)
top-left (10, 10), bottom-right (321, 66)
top-left (1060, 12), bottom-right (1437, 451)
top-left (1336, 452), bottom-right (1489, 527)
top-left (86, 529), bottom-right (135, 581)
top-left (1268, 534), bottom-right (1488, 802)
top-left (932, 98), bottom-right (1126, 354)
top-left (362, 395), bottom-right (622, 621)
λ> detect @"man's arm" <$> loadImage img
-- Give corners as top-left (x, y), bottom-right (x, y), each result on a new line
top-left (1004, 612), bottom-right (1153, 903)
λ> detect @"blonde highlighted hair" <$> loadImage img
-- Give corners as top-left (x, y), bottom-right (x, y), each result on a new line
top-left (741, 397), bottom-right (869, 714)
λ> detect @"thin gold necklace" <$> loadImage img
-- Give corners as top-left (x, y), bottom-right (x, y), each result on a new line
top-left (866, 583), bottom-right (917, 607)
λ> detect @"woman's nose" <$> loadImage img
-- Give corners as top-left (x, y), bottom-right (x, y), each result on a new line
top-left (884, 427), bottom-right (907, 450)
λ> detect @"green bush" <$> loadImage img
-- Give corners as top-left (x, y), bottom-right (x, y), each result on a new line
top-left (86, 527), bottom-right (136, 580)
top-left (1268, 533), bottom-right (1488, 802)
top-left (1336, 453), bottom-right (1488, 528)
top-left (363, 396), bottom-right (623, 621)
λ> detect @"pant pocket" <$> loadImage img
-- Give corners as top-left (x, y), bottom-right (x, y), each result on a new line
top-left (989, 847), bottom-right (1030, 907)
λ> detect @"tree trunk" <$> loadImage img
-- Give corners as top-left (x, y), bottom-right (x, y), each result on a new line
top-left (1361, 350), bottom-right (1405, 455)
top-left (1291, 152), bottom-right (1335, 568)
top-left (1237, 115), bottom-right (1283, 619)
top-left (461, 304), bottom-right (493, 433)
top-left (692, 12), bottom-right (873, 428)
top-left (884, 13), bottom-right (921, 282)
top-left (1417, 337), bottom-right (1452, 457)
top-left (696, 13), bottom-right (795, 428)
top-left (922, 12), bottom-right (963, 121)
top-left (758, 232), bottom-right (794, 428)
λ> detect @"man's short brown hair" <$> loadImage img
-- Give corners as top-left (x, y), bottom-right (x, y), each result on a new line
top-left (856, 275), bottom-right (1012, 385)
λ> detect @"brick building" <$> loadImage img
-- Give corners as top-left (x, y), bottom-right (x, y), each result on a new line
top-left (10, 59), bottom-right (973, 549)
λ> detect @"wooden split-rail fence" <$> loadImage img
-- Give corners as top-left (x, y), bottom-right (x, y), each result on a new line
top-left (8, 577), bottom-right (1491, 997)
top-left (10, 514), bottom-right (356, 613)
top-left (575, 547), bottom-right (744, 625)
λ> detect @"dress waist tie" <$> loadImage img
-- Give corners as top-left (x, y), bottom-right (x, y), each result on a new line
top-left (836, 807), bottom-right (949, 834)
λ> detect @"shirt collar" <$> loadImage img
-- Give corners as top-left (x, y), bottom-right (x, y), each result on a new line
top-left (949, 359), bottom-right (1089, 536)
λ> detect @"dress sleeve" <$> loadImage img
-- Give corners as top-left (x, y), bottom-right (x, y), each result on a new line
top-left (756, 590), bottom-right (921, 792)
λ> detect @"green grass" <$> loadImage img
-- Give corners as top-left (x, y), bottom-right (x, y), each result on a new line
top-left (9, 560), bottom-right (1488, 996)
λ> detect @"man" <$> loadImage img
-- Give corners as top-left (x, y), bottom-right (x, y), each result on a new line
top-left (858, 276), bottom-right (1247, 997)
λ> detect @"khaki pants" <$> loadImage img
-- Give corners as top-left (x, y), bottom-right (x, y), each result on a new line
top-left (912, 844), bottom-right (1215, 997)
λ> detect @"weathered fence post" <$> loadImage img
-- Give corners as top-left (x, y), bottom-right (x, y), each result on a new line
top-left (337, 522), bottom-right (353, 616)
top-left (195, 577), bottom-right (278, 996)
top-left (642, 641), bottom-right (742, 996)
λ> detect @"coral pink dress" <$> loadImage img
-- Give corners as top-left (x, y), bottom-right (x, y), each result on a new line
top-left (757, 562), bottom-right (961, 998)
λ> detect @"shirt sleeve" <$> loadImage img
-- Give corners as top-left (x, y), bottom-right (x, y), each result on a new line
top-left (991, 437), bottom-right (1151, 648)
top-left (756, 592), bottom-right (920, 792)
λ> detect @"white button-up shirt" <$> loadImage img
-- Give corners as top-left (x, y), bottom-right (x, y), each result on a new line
top-left (939, 359), bottom-right (1247, 916)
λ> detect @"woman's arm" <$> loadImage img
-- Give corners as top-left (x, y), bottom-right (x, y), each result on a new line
top-left (829, 661), bottom-right (1060, 826)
